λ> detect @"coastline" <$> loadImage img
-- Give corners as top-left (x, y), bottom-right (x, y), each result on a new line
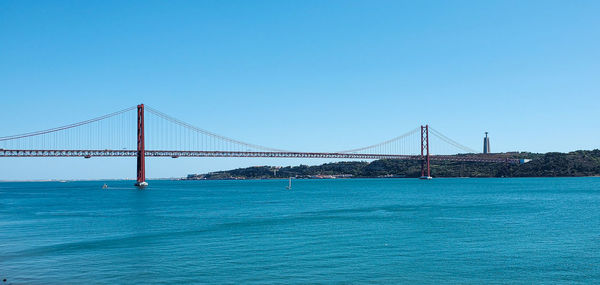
top-left (3, 176), bottom-right (600, 183)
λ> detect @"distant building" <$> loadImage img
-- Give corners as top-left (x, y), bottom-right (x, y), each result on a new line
top-left (483, 132), bottom-right (490, 154)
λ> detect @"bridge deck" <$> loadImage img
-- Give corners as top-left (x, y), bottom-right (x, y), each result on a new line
top-left (0, 149), bottom-right (520, 164)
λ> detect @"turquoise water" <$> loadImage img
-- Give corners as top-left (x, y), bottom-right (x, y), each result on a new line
top-left (1, 178), bottom-right (599, 284)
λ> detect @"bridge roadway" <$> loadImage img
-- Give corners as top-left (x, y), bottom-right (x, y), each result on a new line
top-left (0, 149), bottom-right (520, 164)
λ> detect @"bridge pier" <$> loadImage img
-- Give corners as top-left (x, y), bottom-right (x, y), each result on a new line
top-left (135, 104), bottom-right (148, 187)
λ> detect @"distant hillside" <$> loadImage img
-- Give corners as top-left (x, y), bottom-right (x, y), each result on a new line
top-left (185, 150), bottom-right (600, 179)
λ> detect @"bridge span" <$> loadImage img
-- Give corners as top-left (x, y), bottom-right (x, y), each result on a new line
top-left (0, 104), bottom-right (525, 186)
top-left (0, 149), bottom-right (519, 164)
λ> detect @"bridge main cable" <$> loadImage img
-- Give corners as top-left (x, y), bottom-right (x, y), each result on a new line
top-left (0, 106), bottom-right (137, 141)
top-left (335, 127), bottom-right (420, 153)
top-left (428, 127), bottom-right (479, 154)
top-left (144, 106), bottom-right (290, 152)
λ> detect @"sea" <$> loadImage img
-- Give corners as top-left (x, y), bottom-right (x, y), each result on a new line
top-left (1, 178), bottom-right (599, 284)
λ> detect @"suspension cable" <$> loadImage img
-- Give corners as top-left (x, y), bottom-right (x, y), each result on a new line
top-left (428, 127), bottom-right (478, 153)
top-left (0, 106), bottom-right (137, 141)
top-left (145, 106), bottom-right (289, 152)
top-left (336, 127), bottom-right (420, 153)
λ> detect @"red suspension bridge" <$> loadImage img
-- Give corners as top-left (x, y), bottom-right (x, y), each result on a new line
top-left (0, 104), bottom-right (522, 186)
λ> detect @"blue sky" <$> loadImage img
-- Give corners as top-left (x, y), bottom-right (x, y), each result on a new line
top-left (1, 0), bottom-right (599, 180)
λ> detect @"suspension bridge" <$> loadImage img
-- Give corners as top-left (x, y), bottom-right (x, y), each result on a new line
top-left (0, 104), bottom-right (522, 186)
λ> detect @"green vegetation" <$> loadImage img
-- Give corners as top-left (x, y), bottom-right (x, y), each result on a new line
top-left (185, 150), bottom-right (600, 179)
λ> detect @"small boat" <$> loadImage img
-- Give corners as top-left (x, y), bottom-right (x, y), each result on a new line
top-left (419, 176), bottom-right (433, 180)
top-left (102, 183), bottom-right (108, 189)
top-left (286, 177), bottom-right (292, 190)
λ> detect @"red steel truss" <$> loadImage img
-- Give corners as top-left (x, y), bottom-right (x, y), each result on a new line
top-left (0, 149), bottom-right (520, 164)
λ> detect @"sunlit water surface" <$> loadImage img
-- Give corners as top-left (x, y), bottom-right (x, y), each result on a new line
top-left (1, 178), bottom-right (599, 284)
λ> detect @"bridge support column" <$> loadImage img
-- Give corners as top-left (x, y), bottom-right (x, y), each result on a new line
top-left (420, 125), bottom-right (431, 179)
top-left (135, 104), bottom-right (148, 187)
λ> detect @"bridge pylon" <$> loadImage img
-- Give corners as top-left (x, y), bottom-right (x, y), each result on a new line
top-left (420, 125), bottom-right (432, 179)
top-left (135, 104), bottom-right (148, 187)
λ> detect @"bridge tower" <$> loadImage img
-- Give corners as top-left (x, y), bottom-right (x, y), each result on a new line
top-left (420, 125), bottom-right (432, 179)
top-left (135, 104), bottom-right (148, 187)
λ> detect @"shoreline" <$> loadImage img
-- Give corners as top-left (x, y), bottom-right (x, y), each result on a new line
top-left (2, 176), bottom-right (600, 183)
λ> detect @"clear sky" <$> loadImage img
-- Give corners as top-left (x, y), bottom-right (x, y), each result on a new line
top-left (1, 0), bottom-right (599, 180)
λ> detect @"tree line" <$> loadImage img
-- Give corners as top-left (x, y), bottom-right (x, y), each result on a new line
top-left (186, 150), bottom-right (600, 179)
